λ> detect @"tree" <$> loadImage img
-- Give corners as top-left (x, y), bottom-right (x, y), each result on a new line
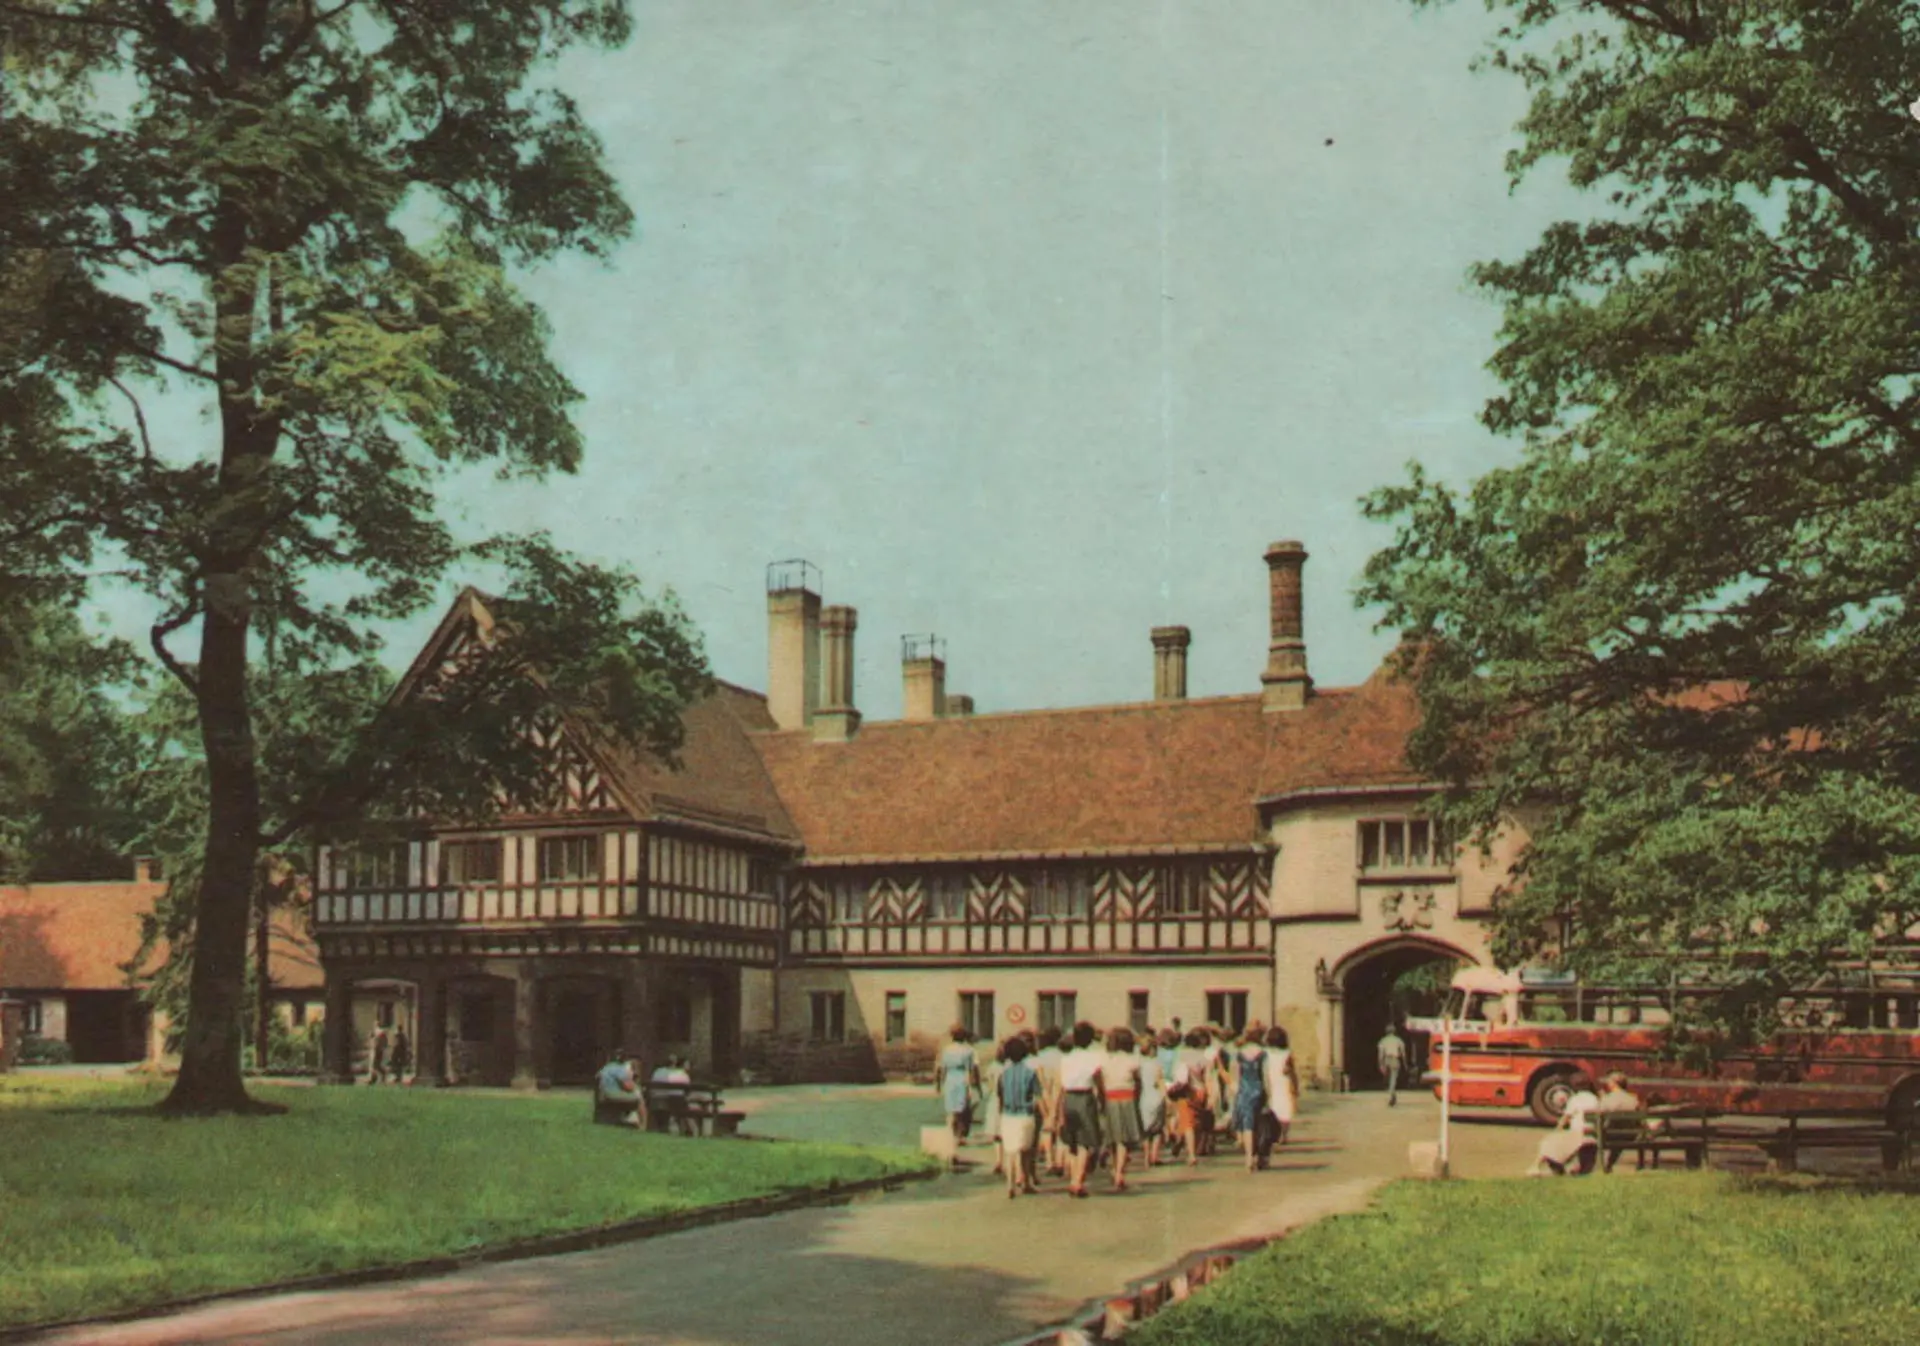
top-left (2, 2), bottom-right (708, 1113)
top-left (1363, 2), bottom-right (1920, 1025)
top-left (0, 593), bottom-right (141, 881)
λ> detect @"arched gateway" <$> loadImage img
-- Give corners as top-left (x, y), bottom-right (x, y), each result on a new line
top-left (1331, 936), bottom-right (1477, 1090)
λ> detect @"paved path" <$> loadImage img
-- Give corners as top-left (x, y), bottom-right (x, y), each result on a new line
top-left (45, 1091), bottom-right (1540, 1346)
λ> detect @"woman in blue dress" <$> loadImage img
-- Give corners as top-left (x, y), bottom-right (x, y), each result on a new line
top-left (936, 1024), bottom-right (980, 1170)
top-left (1228, 1028), bottom-right (1269, 1173)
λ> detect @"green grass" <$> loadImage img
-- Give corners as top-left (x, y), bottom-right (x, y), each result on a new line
top-left (1134, 1173), bottom-right (1920, 1346)
top-left (0, 1075), bottom-right (935, 1330)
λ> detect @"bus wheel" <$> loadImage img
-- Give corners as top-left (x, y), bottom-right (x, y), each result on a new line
top-left (1887, 1078), bottom-right (1920, 1134)
top-left (1528, 1070), bottom-right (1577, 1126)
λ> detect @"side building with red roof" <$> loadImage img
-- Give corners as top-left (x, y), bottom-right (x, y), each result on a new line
top-left (310, 541), bottom-right (1522, 1090)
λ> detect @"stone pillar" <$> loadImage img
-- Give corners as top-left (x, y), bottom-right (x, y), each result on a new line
top-left (321, 974), bottom-right (355, 1084)
top-left (511, 965), bottom-right (547, 1089)
top-left (414, 976), bottom-right (448, 1087)
top-left (1151, 625), bottom-right (1191, 701)
top-left (620, 964), bottom-right (656, 1069)
top-left (1261, 540), bottom-right (1311, 712)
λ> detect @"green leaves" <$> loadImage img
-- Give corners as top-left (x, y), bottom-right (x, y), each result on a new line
top-left (1368, 2), bottom-right (1920, 995)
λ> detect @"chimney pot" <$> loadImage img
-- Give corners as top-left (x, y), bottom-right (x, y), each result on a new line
top-left (1261, 540), bottom-right (1311, 712)
top-left (1151, 626), bottom-right (1191, 701)
top-left (814, 604), bottom-right (861, 741)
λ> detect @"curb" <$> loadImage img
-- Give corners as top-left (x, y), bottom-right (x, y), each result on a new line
top-left (1008, 1235), bottom-right (1271, 1346)
top-left (1, 1167), bottom-right (936, 1343)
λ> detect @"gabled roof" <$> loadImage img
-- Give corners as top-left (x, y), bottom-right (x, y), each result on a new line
top-left (0, 880), bottom-right (165, 990)
top-left (600, 681), bottom-right (800, 846)
top-left (399, 590), bottom-right (799, 847)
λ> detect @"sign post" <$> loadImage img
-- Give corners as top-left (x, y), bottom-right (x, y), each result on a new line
top-left (1437, 1014), bottom-right (1452, 1174)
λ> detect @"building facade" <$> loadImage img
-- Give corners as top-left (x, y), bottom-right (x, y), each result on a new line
top-left (313, 540), bottom-right (1515, 1089)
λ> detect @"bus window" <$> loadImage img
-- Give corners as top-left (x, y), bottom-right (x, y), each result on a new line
top-left (1520, 992), bottom-right (1574, 1024)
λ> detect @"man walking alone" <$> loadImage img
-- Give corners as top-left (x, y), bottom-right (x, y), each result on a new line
top-left (1377, 1023), bottom-right (1408, 1106)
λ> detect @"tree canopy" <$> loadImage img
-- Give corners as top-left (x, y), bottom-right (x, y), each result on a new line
top-left (1, 1), bottom-right (707, 1112)
top-left (1364, 1), bottom-right (1920, 1016)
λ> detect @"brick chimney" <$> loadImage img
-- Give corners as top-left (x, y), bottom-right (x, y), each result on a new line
top-left (766, 560), bottom-right (821, 731)
top-left (1151, 626), bottom-right (1191, 701)
top-left (901, 634), bottom-right (948, 721)
top-left (814, 605), bottom-right (861, 741)
top-left (1261, 540), bottom-right (1311, 712)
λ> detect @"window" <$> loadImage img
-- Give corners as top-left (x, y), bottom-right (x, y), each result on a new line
top-left (925, 871), bottom-right (969, 922)
top-left (539, 835), bottom-right (601, 882)
top-left (885, 991), bottom-right (907, 1043)
top-left (1028, 867), bottom-right (1090, 920)
top-left (657, 991), bottom-right (694, 1042)
top-left (829, 875), bottom-right (863, 924)
top-left (1358, 819), bottom-right (1447, 873)
top-left (1128, 991), bottom-right (1150, 1034)
top-left (338, 841), bottom-right (409, 889)
top-left (958, 991), bottom-right (995, 1041)
top-left (458, 993), bottom-right (495, 1043)
top-left (1206, 990), bottom-right (1249, 1033)
top-left (21, 999), bottom-right (43, 1035)
top-left (1158, 861), bottom-right (1206, 915)
top-left (1037, 991), bottom-right (1077, 1033)
top-left (809, 991), bottom-right (846, 1043)
top-left (438, 838), bottom-right (501, 886)
top-left (377, 1000), bottom-right (396, 1029)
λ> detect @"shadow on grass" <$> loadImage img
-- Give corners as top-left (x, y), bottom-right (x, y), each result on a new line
top-left (1733, 1173), bottom-right (1920, 1199)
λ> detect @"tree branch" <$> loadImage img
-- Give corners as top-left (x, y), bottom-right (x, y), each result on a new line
top-left (151, 593), bottom-right (203, 696)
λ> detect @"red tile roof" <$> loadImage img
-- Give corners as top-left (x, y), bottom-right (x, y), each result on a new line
top-left (751, 660), bottom-right (1430, 863)
top-left (0, 881), bottom-right (166, 990)
top-left (0, 881), bottom-right (326, 993)
top-left (604, 681), bottom-right (801, 846)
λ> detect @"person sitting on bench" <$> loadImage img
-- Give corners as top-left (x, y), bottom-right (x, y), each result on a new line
top-left (594, 1047), bottom-right (646, 1129)
top-left (1528, 1073), bottom-right (1601, 1176)
top-left (650, 1054), bottom-right (696, 1135)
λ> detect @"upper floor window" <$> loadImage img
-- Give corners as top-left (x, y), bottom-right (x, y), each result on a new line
top-left (1158, 861), bottom-right (1207, 915)
top-left (1358, 818), bottom-right (1447, 873)
top-left (438, 838), bottom-right (501, 886)
top-left (538, 835), bottom-right (600, 882)
top-left (1028, 867), bottom-right (1090, 921)
top-left (925, 871), bottom-right (970, 922)
top-left (335, 841), bottom-right (408, 890)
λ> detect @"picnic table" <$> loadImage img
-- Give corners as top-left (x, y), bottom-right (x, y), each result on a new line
top-left (642, 1080), bottom-right (746, 1137)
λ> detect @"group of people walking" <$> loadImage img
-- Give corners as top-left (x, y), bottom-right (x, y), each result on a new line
top-left (935, 1019), bottom-right (1302, 1199)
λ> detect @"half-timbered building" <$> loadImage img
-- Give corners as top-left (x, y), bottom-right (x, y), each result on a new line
top-left (314, 540), bottom-right (1521, 1090)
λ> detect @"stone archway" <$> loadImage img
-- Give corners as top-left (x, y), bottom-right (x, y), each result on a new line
top-left (1332, 936), bottom-right (1475, 1090)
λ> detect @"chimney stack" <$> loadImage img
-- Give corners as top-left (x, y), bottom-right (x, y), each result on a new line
top-left (948, 694), bottom-right (975, 717)
top-left (1151, 626), bottom-right (1191, 701)
top-left (1261, 540), bottom-right (1311, 712)
top-left (814, 605), bottom-right (861, 741)
top-left (766, 560), bottom-right (822, 731)
top-left (901, 634), bottom-right (948, 721)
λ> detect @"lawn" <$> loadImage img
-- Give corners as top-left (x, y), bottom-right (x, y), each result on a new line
top-left (1133, 1172), bottom-right (1920, 1346)
top-left (0, 1074), bottom-right (935, 1330)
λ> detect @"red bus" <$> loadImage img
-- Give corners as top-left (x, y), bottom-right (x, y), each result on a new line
top-left (1412, 967), bottom-right (1920, 1127)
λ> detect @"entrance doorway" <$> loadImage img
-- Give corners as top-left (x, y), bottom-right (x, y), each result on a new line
top-left (1340, 941), bottom-right (1464, 1089)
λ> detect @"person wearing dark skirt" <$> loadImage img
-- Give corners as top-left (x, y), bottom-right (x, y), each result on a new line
top-left (1056, 1022), bottom-right (1105, 1197)
top-left (1101, 1026), bottom-right (1145, 1191)
top-left (1228, 1028), bottom-right (1270, 1173)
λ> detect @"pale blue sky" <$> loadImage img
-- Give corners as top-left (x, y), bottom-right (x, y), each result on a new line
top-left (114, 1), bottom-right (1588, 719)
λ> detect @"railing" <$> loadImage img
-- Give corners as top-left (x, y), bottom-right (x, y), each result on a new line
top-left (314, 884), bottom-right (780, 931)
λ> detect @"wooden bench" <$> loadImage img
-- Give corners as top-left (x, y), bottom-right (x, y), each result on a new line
top-left (643, 1082), bottom-right (741, 1136)
top-left (1593, 1107), bottom-right (1708, 1172)
top-left (1595, 1108), bottom-right (1914, 1174)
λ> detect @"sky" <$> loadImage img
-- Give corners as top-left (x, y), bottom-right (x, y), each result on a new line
top-left (110, 0), bottom-right (1589, 721)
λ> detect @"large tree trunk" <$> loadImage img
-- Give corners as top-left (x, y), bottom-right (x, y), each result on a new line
top-left (157, 580), bottom-right (280, 1116)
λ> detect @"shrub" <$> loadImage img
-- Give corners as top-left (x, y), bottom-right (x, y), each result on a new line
top-left (18, 1036), bottom-right (74, 1066)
